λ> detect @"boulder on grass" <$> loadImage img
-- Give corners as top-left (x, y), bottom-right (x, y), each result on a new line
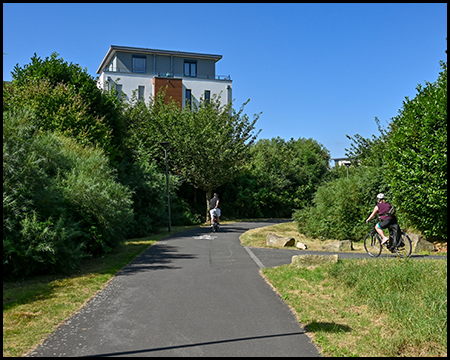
top-left (322, 240), bottom-right (353, 252)
top-left (408, 233), bottom-right (436, 253)
top-left (266, 232), bottom-right (295, 247)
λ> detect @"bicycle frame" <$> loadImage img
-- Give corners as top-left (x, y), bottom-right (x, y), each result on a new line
top-left (211, 213), bottom-right (219, 232)
top-left (365, 218), bottom-right (412, 258)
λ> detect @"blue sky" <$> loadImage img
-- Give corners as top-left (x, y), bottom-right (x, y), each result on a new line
top-left (3, 3), bottom-right (447, 161)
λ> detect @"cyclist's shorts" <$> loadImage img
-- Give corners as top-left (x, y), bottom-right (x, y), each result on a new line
top-left (377, 218), bottom-right (396, 229)
top-left (210, 208), bottom-right (221, 218)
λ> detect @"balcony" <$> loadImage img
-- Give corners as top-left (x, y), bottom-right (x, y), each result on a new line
top-left (102, 67), bottom-right (231, 81)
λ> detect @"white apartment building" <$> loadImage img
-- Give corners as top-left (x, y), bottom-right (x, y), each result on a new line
top-left (96, 45), bottom-right (232, 108)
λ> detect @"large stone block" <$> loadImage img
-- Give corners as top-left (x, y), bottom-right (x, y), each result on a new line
top-left (408, 233), bottom-right (436, 253)
top-left (291, 254), bottom-right (339, 268)
top-left (322, 240), bottom-right (353, 252)
top-left (266, 232), bottom-right (295, 247)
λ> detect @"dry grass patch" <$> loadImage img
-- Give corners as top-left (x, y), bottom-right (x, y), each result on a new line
top-left (240, 221), bottom-right (367, 252)
top-left (261, 259), bottom-right (447, 357)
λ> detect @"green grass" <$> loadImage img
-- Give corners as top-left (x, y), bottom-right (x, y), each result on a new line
top-left (3, 221), bottom-right (447, 357)
top-left (250, 222), bottom-right (447, 356)
top-left (3, 225), bottom-right (196, 357)
top-left (262, 258), bottom-right (447, 357)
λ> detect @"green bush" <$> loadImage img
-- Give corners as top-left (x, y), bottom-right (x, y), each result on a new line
top-left (56, 135), bottom-right (134, 254)
top-left (384, 61), bottom-right (447, 239)
top-left (5, 79), bottom-right (115, 158)
top-left (117, 156), bottom-right (169, 237)
top-left (8, 52), bottom-right (127, 163)
top-left (218, 137), bottom-right (330, 219)
top-left (3, 212), bottom-right (85, 277)
top-left (293, 166), bottom-right (388, 241)
top-left (3, 108), bottom-right (133, 278)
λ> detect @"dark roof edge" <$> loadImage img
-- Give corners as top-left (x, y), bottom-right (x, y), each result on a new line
top-left (97, 45), bottom-right (223, 74)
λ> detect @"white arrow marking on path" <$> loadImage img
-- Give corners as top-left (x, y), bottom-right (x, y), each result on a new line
top-left (193, 235), bottom-right (218, 240)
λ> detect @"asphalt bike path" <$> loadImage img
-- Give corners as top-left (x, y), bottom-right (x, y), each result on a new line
top-left (28, 221), bottom-right (320, 357)
top-left (28, 221), bottom-right (445, 357)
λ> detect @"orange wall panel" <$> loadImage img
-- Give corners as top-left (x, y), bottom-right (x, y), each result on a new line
top-left (153, 77), bottom-right (183, 108)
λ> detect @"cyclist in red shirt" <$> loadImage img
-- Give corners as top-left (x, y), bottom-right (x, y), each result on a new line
top-left (366, 193), bottom-right (397, 245)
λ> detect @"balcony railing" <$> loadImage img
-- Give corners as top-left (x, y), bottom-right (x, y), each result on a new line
top-left (103, 67), bottom-right (231, 81)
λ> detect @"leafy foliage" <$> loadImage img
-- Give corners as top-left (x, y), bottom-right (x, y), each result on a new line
top-left (9, 52), bottom-right (126, 162)
top-left (117, 142), bottom-right (188, 237)
top-left (219, 137), bottom-right (331, 218)
top-left (5, 79), bottom-right (113, 152)
top-left (250, 137), bottom-right (330, 209)
top-left (345, 117), bottom-right (388, 168)
top-left (120, 89), bottom-right (202, 227)
top-left (3, 108), bottom-right (133, 278)
top-left (383, 60), bottom-right (447, 239)
top-left (293, 166), bottom-right (387, 240)
top-left (303, 64), bottom-right (447, 240)
top-left (126, 90), bottom-right (261, 219)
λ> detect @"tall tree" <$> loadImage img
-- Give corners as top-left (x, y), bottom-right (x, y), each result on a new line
top-left (150, 93), bottom-right (261, 220)
top-left (9, 52), bottom-right (126, 162)
top-left (248, 137), bottom-right (330, 214)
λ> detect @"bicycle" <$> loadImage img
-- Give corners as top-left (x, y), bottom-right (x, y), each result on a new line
top-left (364, 219), bottom-right (412, 258)
top-left (211, 212), bottom-right (219, 233)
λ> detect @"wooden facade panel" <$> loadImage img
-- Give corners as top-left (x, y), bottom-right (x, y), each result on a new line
top-left (153, 77), bottom-right (183, 108)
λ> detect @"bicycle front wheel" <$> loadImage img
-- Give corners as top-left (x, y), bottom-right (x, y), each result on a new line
top-left (394, 233), bottom-right (412, 258)
top-left (364, 233), bottom-right (382, 257)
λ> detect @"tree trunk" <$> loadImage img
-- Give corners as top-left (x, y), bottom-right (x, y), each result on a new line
top-left (205, 189), bottom-right (212, 223)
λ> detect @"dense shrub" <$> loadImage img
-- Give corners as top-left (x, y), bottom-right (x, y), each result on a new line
top-left (9, 52), bottom-right (127, 162)
top-left (3, 108), bottom-right (133, 278)
top-left (293, 166), bottom-right (388, 241)
top-left (219, 137), bottom-right (331, 219)
top-left (5, 79), bottom-right (113, 153)
top-left (384, 61), bottom-right (447, 239)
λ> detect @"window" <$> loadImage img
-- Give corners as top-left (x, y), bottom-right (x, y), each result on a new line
top-left (115, 84), bottom-right (122, 98)
top-left (204, 90), bottom-right (210, 104)
top-left (138, 86), bottom-right (145, 101)
top-left (184, 60), bottom-right (197, 77)
top-left (133, 55), bottom-right (146, 73)
top-left (185, 89), bottom-right (192, 108)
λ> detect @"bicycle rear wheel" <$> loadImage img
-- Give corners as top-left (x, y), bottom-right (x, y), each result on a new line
top-left (364, 233), bottom-right (382, 257)
top-left (394, 233), bottom-right (412, 258)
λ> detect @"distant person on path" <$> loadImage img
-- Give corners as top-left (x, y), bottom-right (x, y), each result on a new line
top-left (366, 193), bottom-right (397, 245)
top-left (209, 193), bottom-right (221, 226)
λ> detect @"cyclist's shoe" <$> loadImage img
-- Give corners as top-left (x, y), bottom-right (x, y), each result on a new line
top-left (381, 237), bottom-right (389, 246)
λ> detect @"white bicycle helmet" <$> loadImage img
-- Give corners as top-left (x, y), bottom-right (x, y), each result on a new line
top-left (376, 193), bottom-right (385, 199)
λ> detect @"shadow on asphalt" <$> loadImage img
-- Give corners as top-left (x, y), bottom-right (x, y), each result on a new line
top-left (116, 243), bottom-right (197, 275)
top-left (164, 225), bottom-right (253, 235)
top-left (81, 331), bottom-right (305, 357)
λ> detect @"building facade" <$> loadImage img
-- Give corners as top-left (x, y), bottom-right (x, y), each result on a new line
top-left (96, 45), bottom-right (232, 108)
